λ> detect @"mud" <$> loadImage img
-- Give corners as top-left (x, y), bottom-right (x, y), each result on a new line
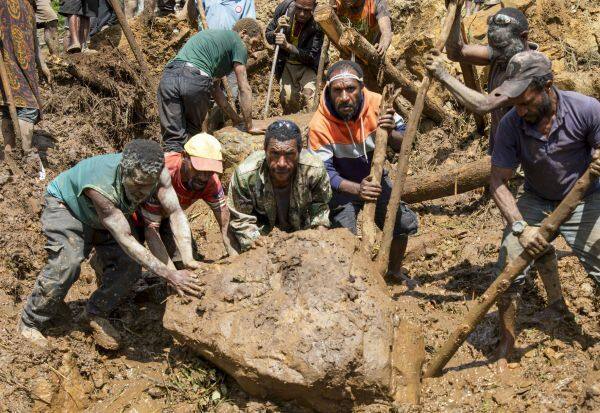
top-left (0, 0), bottom-right (598, 412)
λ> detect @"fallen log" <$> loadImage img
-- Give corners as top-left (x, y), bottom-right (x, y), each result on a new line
top-left (424, 166), bottom-right (598, 378)
top-left (314, 4), bottom-right (446, 123)
top-left (376, 1), bottom-right (459, 275)
top-left (401, 156), bottom-right (490, 204)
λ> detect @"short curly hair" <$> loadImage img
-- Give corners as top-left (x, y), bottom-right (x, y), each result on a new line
top-left (121, 139), bottom-right (164, 177)
top-left (233, 18), bottom-right (263, 39)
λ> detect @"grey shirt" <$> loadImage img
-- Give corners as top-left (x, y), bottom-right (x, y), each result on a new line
top-left (492, 89), bottom-right (600, 201)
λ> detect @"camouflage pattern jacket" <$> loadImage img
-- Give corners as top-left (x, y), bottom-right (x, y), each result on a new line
top-left (227, 150), bottom-right (332, 251)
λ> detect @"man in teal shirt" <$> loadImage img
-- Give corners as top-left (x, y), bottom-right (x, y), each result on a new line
top-left (19, 140), bottom-right (203, 350)
top-left (157, 18), bottom-right (265, 153)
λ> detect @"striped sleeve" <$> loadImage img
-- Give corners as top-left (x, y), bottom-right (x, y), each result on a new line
top-left (308, 128), bottom-right (344, 190)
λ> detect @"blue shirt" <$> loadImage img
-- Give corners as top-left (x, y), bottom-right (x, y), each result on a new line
top-left (203, 0), bottom-right (256, 30)
top-left (492, 89), bottom-right (600, 200)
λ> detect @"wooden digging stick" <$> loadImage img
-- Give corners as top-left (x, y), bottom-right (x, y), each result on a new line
top-left (361, 84), bottom-right (394, 256)
top-left (263, 28), bottom-right (284, 119)
top-left (424, 166), bottom-right (597, 378)
top-left (375, 1), bottom-right (459, 275)
top-left (459, 23), bottom-right (486, 134)
top-left (107, 0), bottom-right (152, 83)
top-left (313, 36), bottom-right (330, 110)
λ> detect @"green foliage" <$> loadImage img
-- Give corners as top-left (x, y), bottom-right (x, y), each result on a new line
top-left (51, 0), bottom-right (65, 27)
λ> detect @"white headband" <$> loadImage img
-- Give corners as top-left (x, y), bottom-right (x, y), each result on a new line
top-left (326, 72), bottom-right (364, 87)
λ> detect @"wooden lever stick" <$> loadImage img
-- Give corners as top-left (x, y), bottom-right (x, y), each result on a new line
top-left (459, 23), bottom-right (486, 134)
top-left (424, 167), bottom-right (597, 378)
top-left (361, 84), bottom-right (394, 255)
top-left (376, 1), bottom-right (459, 275)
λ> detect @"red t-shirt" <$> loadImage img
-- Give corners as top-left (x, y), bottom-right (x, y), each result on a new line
top-left (139, 152), bottom-right (225, 226)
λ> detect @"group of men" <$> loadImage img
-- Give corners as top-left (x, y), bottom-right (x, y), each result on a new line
top-left (7, 0), bottom-right (600, 375)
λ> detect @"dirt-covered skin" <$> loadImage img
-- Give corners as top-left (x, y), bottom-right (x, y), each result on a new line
top-left (0, 0), bottom-right (599, 411)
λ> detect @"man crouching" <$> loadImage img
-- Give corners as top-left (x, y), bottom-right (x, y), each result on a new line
top-left (18, 140), bottom-right (203, 350)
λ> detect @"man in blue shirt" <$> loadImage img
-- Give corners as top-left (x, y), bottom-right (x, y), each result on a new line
top-left (489, 51), bottom-right (600, 372)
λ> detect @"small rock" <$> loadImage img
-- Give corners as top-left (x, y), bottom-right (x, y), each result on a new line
top-left (586, 383), bottom-right (600, 398)
top-left (580, 282), bottom-right (594, 297)
top-left (147, 386), bottom-right (165, 398)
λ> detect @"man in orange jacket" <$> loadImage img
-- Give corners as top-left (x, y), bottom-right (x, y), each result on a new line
top-left (308, 60), bottom-right (418, 279)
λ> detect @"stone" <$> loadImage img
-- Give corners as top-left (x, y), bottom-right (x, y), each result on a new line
top-left (164, 229), bottom-right (423, 412)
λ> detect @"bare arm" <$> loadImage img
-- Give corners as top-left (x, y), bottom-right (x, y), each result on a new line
top-left (144, 224), bottom-right (177, 270)
top-left (490, 165), bottom-right (522, 225)
top-left (375, 16), bottom-right (392, 56)
top-left (155, 167), bottom-right (200, 269)
top-left (444, 5), bottom-right (490, 65)
top-left (234, 62), bottom-right (263, 135)
top-left (212, 201), bottom-right (237, 256)
top-left (213, 80), bottom-right (242, 125)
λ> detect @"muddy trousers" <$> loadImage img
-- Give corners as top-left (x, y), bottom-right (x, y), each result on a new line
top-left (497, 190), bottom-right (600, 294)
top-left (21, 195), bottom-right (141, 329)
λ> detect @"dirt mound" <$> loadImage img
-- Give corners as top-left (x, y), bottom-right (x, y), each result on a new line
top-left (164, 228), bottom-right (401, 412)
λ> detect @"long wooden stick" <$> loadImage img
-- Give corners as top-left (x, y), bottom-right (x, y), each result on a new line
top-left (376, 1), bottom-right (459, 275)
top-left (0, 46), bottom-right (22, 151)
top-left (313, 37), bottom-right (329, 110)
top-left (263, 29), bottom-right (283, 119)
top-left (361, 85), bottom-right (394, 255)
top-left (459, 23), bottom-right (486, 134)
top-left (424, 167), bottom-right (597, 378)
top-left (337, 25), bottom-right (445, 123)
top-left (107, 0), bottom-right (152, 82)
top-left (196, 0), bottom-right (208, 29)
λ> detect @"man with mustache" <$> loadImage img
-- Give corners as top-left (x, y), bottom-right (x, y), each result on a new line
top-left (137, 133), bottom-right (236, 263)
top-left (424, 7), bottom-right (535, 153)
top-left (18, 140), bottom-right (203, 350)
top-left (227, 120), bottom-right (332, 253)
top-left (489, 51), bottom-right (600, 371)
top-left (308, 60), bottom-right (418, 279)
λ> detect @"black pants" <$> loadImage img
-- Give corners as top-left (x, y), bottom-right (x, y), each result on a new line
top-left (329, 175), bottom-right (419, 238)
top-left (157, 60), bottom-right (213, 153)
top-left (90, 0), bottom-right (117, 36)
top-left (59, 0), bottom-right (99, 17)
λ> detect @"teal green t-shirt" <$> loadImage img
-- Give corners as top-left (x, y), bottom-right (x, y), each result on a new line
top-left (173, 30), bottom-right (248, 78)
top-left (46, 153), bottom-right (140, 229)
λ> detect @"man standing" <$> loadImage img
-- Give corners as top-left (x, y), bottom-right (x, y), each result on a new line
top-left (265, 0), bottom-right (323, 114)
top-left (59, 0), bottom-right (99, 53)
top-left (157, 18), bottom-right (264, 153)
top-left (308, 60), bottom-right (418, 278)
top-left (228, 120), bottom-right (331, 252)
top-left (424, 7), bottom-right (536, 154)
top-left (489, 51), bottom-right (600, 371)
top-left (35, 0), bottom-right (60, 55)
top-left (18, 140), bottom-right (203, 350)
top-left (335, 0), bottom-right (392, 56)
top-left (140, 133), bottom-right (236, 264)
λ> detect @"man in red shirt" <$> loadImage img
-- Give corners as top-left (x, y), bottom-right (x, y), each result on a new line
top-left (140, 133), bottom-right (235, 267)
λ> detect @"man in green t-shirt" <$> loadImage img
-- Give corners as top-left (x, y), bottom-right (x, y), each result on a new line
top-left (158, 18), bottom-right (265, 153)
top-left (18, 140), bottom-right (203, 351)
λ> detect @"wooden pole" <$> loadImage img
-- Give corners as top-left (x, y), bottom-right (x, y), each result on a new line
top-left (313, 4), bottom-right (346, 50)
top-left (263, 29), bottom-right (284, 119)
top-left (361, 85), bottom-right (394, 255)
top-left (424, 167), bottom-right (598, 378)
top-left (376, 1), bottom-right (459, 275)
top-left (0, 46), bottom-right (22, 152)
top-left (107, 0), bottom-right (152, 83)
top-left (313, 37), bottom-right (329, 110)
top-left (459, 23), bottom-right (486, 134)
top-left (195, 0), bottom-right (208, 29)
top-left (337, 25), bottom-right (446, 123)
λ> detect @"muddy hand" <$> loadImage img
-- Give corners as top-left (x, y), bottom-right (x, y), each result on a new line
top-left (518, 226), bottom-right (549, 257)
top-left (167, 269), bottom-right (204, 298)
top-left (424, 49), bottom-right (447, 80)
top-left (276, 15), bottom-right (290, 31)
top-left (183, 259), bottom-right (203, 270)
top-left (590, 149), bottom-right (600, 176)
top-left (375, 35), bottom-right (391, 57)
top-left (377, 107), bottom-right (396, 132)
top-left (359, 176), bottom-right (382, 202)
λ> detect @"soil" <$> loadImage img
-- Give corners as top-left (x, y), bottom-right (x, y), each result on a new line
top-left (0, 0), bottom-right (598, 412)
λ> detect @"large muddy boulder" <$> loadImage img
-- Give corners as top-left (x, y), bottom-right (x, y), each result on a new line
top-left (163, 229), bottom-right (420, 411)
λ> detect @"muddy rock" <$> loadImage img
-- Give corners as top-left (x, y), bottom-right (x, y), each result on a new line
top-left (163, 228), bottom-right (401, 412)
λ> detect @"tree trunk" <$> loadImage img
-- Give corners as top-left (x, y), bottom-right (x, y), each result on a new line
top-left (424, 167), bottom-right (598, 378)
top-left (402, 156), bottom-right (490, 204)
